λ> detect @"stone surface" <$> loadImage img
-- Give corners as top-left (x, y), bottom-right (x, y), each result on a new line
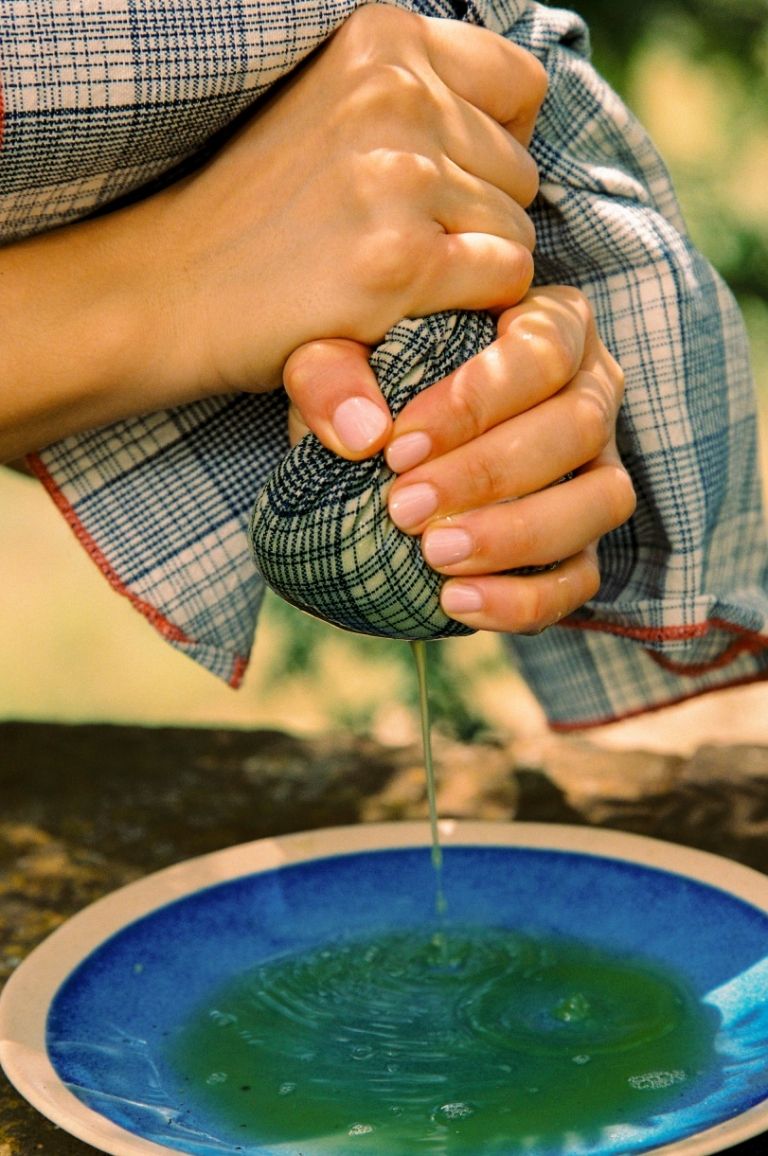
top-left (1, 721), bottom-right (767, 1154)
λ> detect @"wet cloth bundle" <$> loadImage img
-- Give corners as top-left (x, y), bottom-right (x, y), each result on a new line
top-left (4, 0), bottom-right (767, 727)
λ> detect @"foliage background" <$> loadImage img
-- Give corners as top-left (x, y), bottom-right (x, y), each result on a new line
top-left (1, 0), bottom-right (767, 747)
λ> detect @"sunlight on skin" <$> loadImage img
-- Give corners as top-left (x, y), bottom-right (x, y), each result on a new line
top-left (1, 53), bottom-right (766, 739)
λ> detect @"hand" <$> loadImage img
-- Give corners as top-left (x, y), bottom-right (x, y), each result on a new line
top-left (389, 287), bottom-right (635, 632)
top-left (151, 3), bottom-right (545, 398)
top-left (287, 287), bottom-right (635, 633)
top-left (0, 4), bottom-right (546, 462)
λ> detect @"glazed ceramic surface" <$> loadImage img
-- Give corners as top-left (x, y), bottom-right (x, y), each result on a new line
top-left (2, 821), bottom-right (768, 1156)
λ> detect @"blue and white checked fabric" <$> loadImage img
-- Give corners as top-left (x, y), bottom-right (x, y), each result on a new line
top-left (3, 0), bottom-right (766, 727)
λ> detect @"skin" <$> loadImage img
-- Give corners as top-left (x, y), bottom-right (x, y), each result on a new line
top-left (287, 287), bottom-right (634, 635)
top-left (0, 6), bottom-right (543, 461)
top-left (0, 4), bottom-right (634, 636)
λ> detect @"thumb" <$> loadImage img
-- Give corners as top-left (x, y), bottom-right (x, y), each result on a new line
top-left (283, 338), bottom-right (392, 460)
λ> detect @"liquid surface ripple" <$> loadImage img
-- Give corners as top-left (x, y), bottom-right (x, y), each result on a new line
top-left (166, 925), bottom-right (716, 1154)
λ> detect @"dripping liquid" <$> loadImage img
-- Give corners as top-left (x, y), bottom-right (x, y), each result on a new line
top-left (164, 642), bottom-right (719, 1152)
top-left (410, 639), bottom-right (447, 917)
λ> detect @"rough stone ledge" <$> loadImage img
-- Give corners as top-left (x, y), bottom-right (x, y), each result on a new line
top-left (1, 721), bottom-right (766, 1154)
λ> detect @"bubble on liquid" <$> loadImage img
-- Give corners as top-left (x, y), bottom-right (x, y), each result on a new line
top-left (629, 1069), bottom-right (687, 1091)
top-left (572, 1054), bottom-right (591, 1065)
top-left (348, 1122), bottom-right (374, 1135)
top-left (351, 1045), bottom-right (374, 1061)
top-left (205, 1071), bottom-right (228, 1085)
top-left (277, 1082), bottom-right (296, 1096)
top-left (553, 992), bottom-right (591, 1022)
top-left (433, 1101), bottom-right (475, 1122)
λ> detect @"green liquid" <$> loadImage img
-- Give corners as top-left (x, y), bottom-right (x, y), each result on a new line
top-left (165, 644), bottom-right (716, 1151)
top-left (166, 926), bottom-right (715, 1154)
top-left (410, 640), bottom-right (447, 917)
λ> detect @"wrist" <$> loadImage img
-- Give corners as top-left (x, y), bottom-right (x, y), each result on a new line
top-left (0, 199), bottom-right (203, 460)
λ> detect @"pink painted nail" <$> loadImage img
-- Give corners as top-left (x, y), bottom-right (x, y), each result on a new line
top-left (423, 527), bottom-right (473, 567)
top-left (386, 431), bottom-right (432, 473)
top-left (332, 397), bottom-right (389, 453)
top-left (389, 483), bottom-right (438, 530)
top-left (441, 583), bottom-right (484, 614)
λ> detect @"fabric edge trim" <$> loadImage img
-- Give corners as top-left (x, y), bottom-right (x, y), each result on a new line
top-left (26, 452), bottom-right (249, 690)
top-left (549, 670), bottom-right (768, 733)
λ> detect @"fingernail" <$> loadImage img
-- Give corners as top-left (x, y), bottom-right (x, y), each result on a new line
top-left (389, 483), bottom-right (439, 530)
top-left (386, 431), bottom-right (432, 473)
top-left (332, 397), bottom-right (389, 452)
top-left (423, 527), bottom-right (473, 567)
top-left (441, 582), bottom-right (484, 614)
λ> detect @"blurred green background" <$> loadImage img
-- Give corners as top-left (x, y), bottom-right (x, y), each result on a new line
top-left (1, 0), bottom-right (767, 745)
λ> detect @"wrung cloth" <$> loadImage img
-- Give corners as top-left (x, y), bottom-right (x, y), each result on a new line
top-left (3, 0), bottom-right (767, 728)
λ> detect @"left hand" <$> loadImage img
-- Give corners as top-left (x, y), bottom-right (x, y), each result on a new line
top-left (285, 286), bottom-right (635, 635)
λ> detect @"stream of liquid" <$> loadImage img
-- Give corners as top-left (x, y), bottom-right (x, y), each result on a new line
top-left (165, 642), bottom-right (717, 1153)
top-left (410, 640), bottom-right (447, 917)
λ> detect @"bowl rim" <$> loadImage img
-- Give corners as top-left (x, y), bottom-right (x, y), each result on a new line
top-left (2, 819), bottom-right (768, 1156)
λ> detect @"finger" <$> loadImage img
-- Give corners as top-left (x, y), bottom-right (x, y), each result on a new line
top-left (283, 338), bottom-right (392, 460)
top-left (412, 232), bottom-right (534, 318)
top-left (435, 165), bottom-right (536, 248)
top-left (386, 287), bottom-right (590, 472)
top-left (419, 459), bottom-right (635, 576)
top-left (439, 547), bottom-right (601, 633)
top-left (438, 98), bottom-right (540, 206)
top-left (388, 363), bottom-right (617, 533)
top-left (422, 16), bottom-right (548, 145)
top-left (287, 402), bottom-right (310, 447)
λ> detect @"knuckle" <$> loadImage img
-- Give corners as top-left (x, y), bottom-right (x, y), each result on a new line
top-left (505, 506), bottom-right (538, 559)
top-left (337, 4), bottom-right (418, 56)
top-left (283, 342), bottom-right (326, 391)
top-left (606, 464), bottom-right (637, 526)
top-left (501, 246), bottom-right (534, 302)
top-left (353, 62), bottom-right (428, 124)
top-left (515, 203), bottom-right (538, 250)
top-left (604, 350), bottom-right (626, 398)
top-left (519, 581), bottom-right (553, 634)
top-left (464, 448), bottom-right (512, 503)
top-left (522, 325), bottom-right (577, 389)
top-left (517, 155), bottom-right (541, 209)
top-left (445, 375), bottom-right (489, 443)
top-left (354, 223), bottom-right (430, 296)
top-left (575, 380), bottom-right (616, 454)
top-left (375, 147), bottom-right (440, 197)
top-left (525, 55), bottom-right (549, 109)
top-left (581, 554), bottom-right (602, 601)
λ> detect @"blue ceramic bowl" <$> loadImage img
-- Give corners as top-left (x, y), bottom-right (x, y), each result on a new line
top-left (2, 821), bottom-right (768, 1155)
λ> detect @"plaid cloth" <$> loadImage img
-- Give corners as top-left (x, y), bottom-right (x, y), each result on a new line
top-left (250, 309), bottom-right (561, 638)
top-left (251, 311), bottom-right (493, 640)
top-left (3, 0), bottom-right (766, 727)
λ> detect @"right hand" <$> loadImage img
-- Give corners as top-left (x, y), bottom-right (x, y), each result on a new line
top-left (146, 3), bottom-right (546, 399)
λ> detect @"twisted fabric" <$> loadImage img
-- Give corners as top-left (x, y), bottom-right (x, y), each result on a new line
top-left (1, 0), bottom-right (764, 726)
top-left (250, 313), bottom-right (492, 639)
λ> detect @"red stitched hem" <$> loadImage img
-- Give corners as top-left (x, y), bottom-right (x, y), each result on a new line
top-left (561, 616), bottom-right (710, 644)
top-left (549, 671), bottom-right (768, 733)
top-left (559, 612), bottom-right (768, 675)
top-left (27, 453), bottom-right (249, 690)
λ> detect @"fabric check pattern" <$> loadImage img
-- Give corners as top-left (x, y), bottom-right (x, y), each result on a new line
top-left (2, 0), bottom-right (766, 727)
top-left (250, 313), bottom-right (492, 640)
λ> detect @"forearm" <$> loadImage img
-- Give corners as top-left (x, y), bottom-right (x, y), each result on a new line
top-left (0, 202), bottom-right (183, 462)
top-left (1, 7), bottom-right (542, 462)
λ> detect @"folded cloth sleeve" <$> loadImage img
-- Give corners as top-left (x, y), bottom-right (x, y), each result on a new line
top-left (4, 0), bottom-right (765, 727)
